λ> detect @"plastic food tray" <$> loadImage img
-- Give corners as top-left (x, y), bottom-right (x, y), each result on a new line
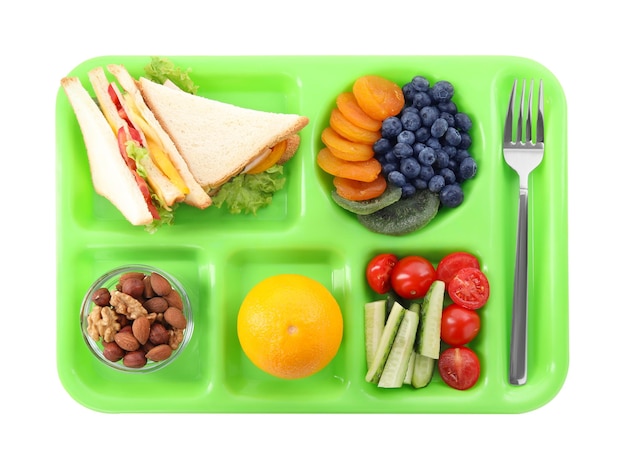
top-left (55, 55), bottom-right (568, 413)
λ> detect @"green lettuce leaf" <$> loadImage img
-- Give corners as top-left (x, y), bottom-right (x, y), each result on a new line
top-left (143, 57), bottom-right (199, 95)
top-left (212, 165), bottom-right (286, 214)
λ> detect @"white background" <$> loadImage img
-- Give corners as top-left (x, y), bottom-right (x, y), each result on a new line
top-left (2, 1), bottom-right (623, 463)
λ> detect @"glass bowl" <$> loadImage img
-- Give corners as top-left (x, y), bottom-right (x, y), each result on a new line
top-left (80, 264), bottom-right (193, 373)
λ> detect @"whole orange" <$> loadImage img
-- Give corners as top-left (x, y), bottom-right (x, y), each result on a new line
top-left (237, 274), bottom-right (343, 379)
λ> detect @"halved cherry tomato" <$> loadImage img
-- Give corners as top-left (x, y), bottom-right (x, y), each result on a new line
top-left (390, 255), bottom-right (436, 300)
top-left (441, 304), bottom-right (481, 346)
top-left (436, 252), bottom-right (480, 288)
top-left (438, 346), bottom-right (480, 390)
top-left (366, 253), bottom-right (399, 294)
top-left (448, 267), bottom-right (490, 310)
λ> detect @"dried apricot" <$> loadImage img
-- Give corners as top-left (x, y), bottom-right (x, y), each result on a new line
top-left (321, 127), bottom-right (374, 162)
top-left (333, 174), bottom-right (387, 201)
top-left (330, 108), bottom-right (381, 145)
top-left (317, 147), bottom-right (381, 182)
top-left (353, 75), bottom-right (404, 121)
top-left (336, 92), bottom-right (382, 132)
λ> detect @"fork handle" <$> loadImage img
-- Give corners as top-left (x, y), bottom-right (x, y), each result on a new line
top-left (509, 189), bottom-right (529, 385)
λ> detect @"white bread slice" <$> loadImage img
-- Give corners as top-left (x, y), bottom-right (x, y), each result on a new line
top-left (87, 67), bottom-right (185, 207)
top-left (138, 77), bottom-right (309, 189)
top-left (107, 64), bottom-right (212, 209)
top-left (60, 76), bottom-right (154, 226)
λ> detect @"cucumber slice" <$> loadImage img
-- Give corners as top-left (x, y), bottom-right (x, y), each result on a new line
top-left (416, 280), bottom-right (445, 359)
top-left (331, 184), bottom-right (402, 215)
top-left (357, 189), bottom-right (440, 236)
top-left (365, 302), bottom-right (406, 384)
top-left (411, 353), bottom-right (435, 388)
top-left (404, 351), bottom-right (417, 385)
top-left (364, 300), bottom-right (387, 370)
top-left (378, 309), bottom-right (419, 388)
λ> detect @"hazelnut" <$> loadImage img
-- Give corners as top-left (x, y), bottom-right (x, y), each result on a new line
top-left (92, 288), bottom-right (111, 306)
top-left (102, 341), bottom-right (124, 362)
top-left (123, 351), bottom-right (147, 368)
top-left (121, 277), bottom-right (145, 299)
top-left (149, 322), bottom-right (170, 345)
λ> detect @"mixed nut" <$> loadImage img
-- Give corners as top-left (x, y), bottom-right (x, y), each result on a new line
top-left (86, 270), bottom-right (188, 369)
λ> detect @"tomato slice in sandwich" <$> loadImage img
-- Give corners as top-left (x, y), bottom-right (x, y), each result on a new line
top-left (116, 127), bottom-right (160, 220)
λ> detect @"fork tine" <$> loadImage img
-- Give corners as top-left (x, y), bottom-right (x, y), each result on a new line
top-left (503, 79), bottom-right (517, 143)
top-left (536, 79), bottom-right (544, 143)
top-left (517, 79), bottom-right (525, 143)
top-left (525, 79), bottom-right (534, 144)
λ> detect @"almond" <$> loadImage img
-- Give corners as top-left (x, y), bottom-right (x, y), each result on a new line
top-left (150, 273), bottom-right (172, 297)
top-left (114, 331), bottom-right (140, 351)
top-left (164, 289), bottom-right (184, 309)
top-left (164, 307), bottom-right (187, 329)
top-left (146, 344), bottom-right (173, 362)
top-left (143, 297), bottom-right (169, 313)
top-left (132, 316), bottom-right (151, 345)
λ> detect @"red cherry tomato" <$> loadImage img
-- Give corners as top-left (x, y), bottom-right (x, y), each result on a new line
top-left (447, 267), bottom-right (490, 310)
top-left (441, 304), bottom-right (481, 346)
top-left (366, 253), bottom-right (399, 294)
top-left (438, 346), bottom-right (480, 390)
top-left (436, 252), bottom-right (480, 288)
top-left (390, 256), bottom-right (436, 300)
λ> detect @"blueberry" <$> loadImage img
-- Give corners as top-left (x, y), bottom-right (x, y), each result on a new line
top-left (419, 106), bottom-right (440, 127)
top-left (428, 175), bottom-right (445, 193)
top-left (434, 149), bottom-right (449, 169)
top-left (438, 101), bottom-right (457, 114)
top-left (400, 111), bottom-right (421, 131)
top-left (413, 178), bottom-right (428, 190)
top-left (440, 184), bottom-right (464, 207)
top-left (430, 118), bottom-right (449, 138)
top-left (459, 157), bottom-right (477, 180)
top-left (393, 142), bottom-right (414, 158)
top-left (458, 132), bottom-right (472, 149)
top-left (401, 183), bottom-right (416, 198)
top-left (418, 164), bottom-right (435, 182)
top-left (418, 147), bottom-right (436, 166)
top-left (381, 117), bottom-right (403, 139)
top-left (426, 137), bottom-right (441, 150)
top-left (402, 83), bottom-right (417, 102)
top-left (439, 112), bottom-right (456, 127)
top-left (443, 145), bottom-right (457, 158)
top-left (444, 127), bottom-right (462, 146)
top-left (431, 80), bottom-right (454, 102)
top-left (400, 157), bottom-right (421, 179)
top-left (397, 130), bottom-right (416, 145)
top-left (388, 170), bottom-right (407, 187)
top-left (412, 91), bottom-right (432, 109)
top-left (454, 112), bottom-right (473, 132)
top-left (411, 76), bottom-right (430, 92)
top-left (455, 149), bottom-right (470, 162)
top-left (382, 162), bottom-right (398, 176)
top-left (440, 167), bottom-right (456, 184)
top-left (373, 138), bottom-right (393, 155)
top-left (383, 151), bottom-right (398, 163)
top-left (415, 127), bottom-right (430, 143)
top-left (402, 106), bottom-right (419, 114)
top-left (412, 142), bottom-right (426, 155)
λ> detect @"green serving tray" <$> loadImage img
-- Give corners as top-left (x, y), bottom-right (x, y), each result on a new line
top-left (56, 55), bottom-right (568, 413)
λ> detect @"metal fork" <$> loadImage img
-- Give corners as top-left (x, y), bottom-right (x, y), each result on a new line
top-left (503, 79), bottom-right (544, 386)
